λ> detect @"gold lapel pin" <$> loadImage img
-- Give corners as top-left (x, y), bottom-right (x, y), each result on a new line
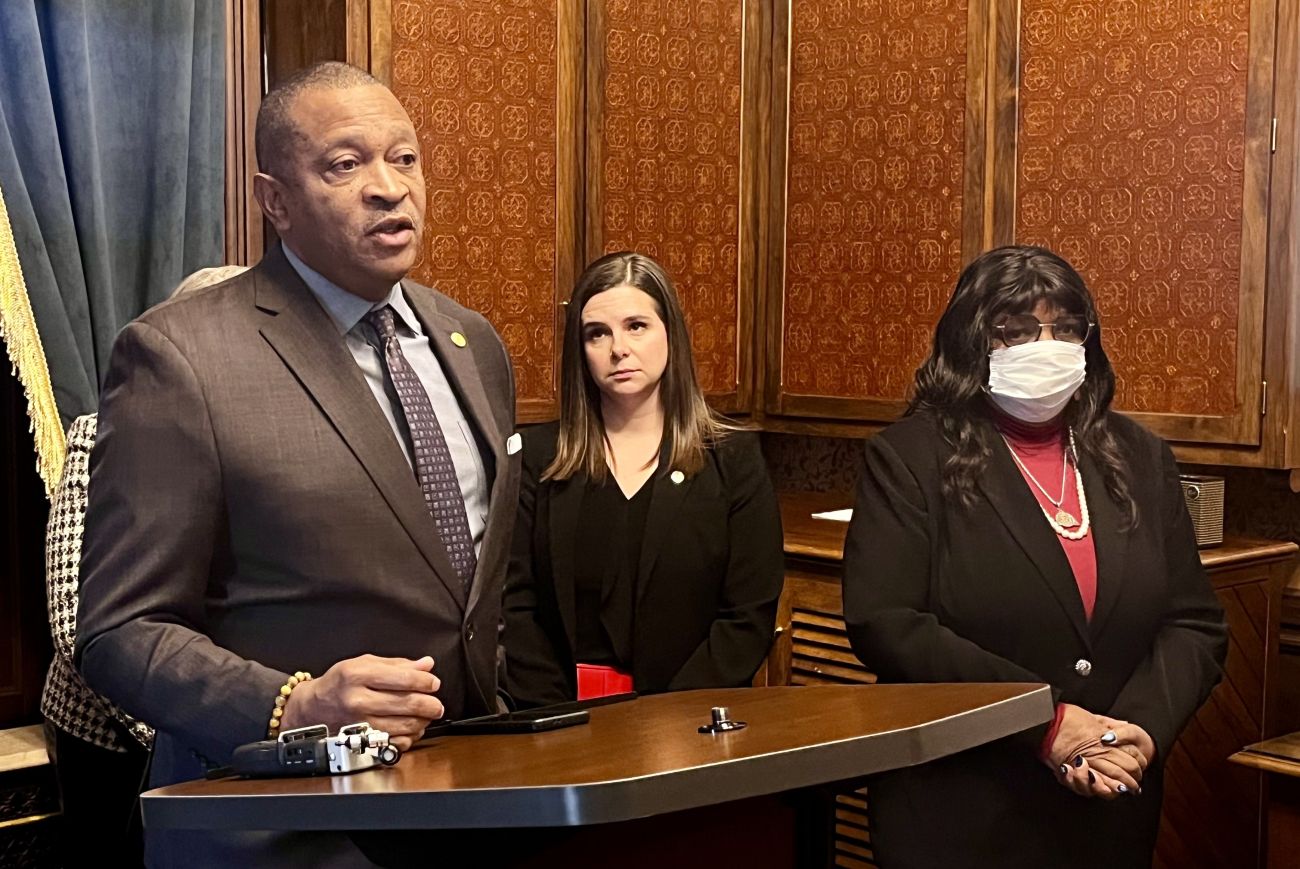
top-left (450, 332), bottom-right (467, 347)
top-left (670, 470), bottom-right (685, 485)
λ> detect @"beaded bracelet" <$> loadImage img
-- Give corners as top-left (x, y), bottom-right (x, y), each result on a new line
top-left (267, 671), bottom-right (312, 738)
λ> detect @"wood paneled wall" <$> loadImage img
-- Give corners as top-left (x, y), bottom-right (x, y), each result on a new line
top-left (1001, 0), bottom-right (1274, 447)
top-left (387, 0), bottom-right (575, 420)
top-left (768, 0), bottom-right (978, 422)
top-left (243, 0), bottom-right (1300, 467)
top-left (589, 0), bottom-right (751, 404)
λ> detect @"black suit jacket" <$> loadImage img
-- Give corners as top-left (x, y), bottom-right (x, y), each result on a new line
top-left (842, 410), bottom-right (1226, 868)
top-left (503, 422), bottom-right (784, 708)
top-left (76, 244), bottom-right (520, 790)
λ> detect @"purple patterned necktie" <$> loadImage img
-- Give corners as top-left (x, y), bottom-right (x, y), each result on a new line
top-left (365, 306), bottom-right (477, 588)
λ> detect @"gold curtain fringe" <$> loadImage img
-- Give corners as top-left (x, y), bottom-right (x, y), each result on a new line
top-left (0, 179), bottom-right (66, 498)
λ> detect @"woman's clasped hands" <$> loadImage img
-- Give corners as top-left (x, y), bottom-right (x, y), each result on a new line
top-left (1044, 704), bottom-right (1156, 799)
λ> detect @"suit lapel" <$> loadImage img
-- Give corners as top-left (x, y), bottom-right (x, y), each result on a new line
top-left (253, 249), bottom-right (463, 604)
top-left (978, 429), bottom-right (1092, 651)
top-left (547, 476), bottom-right (584, 652)
top-left (636, 464), bottom-right (697, 608)
top-left (1081, 447), bottom-right (1128, 637)
top-left (404, 284), bottom-right (509, 613)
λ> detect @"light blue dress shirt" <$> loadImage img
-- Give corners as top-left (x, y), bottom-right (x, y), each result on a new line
top-left (284, 245), bottom-right (488, 557)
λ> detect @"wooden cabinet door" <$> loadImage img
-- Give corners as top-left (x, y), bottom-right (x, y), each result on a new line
top-left (765, 0), bottom-right (989, 422)
top-left (585, 0), bottom-right (764, 412)
top-left (1155, 556), bottom-right (1286, 869)
top-left (988, 0), bottom-right (1277, 446)
top-left (379, 0), bottom-right (584, 423)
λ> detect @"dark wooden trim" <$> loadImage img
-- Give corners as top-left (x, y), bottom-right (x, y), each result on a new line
top-left (583, 0), bottom-right (607, 265)
top-left (517, 399), bottom-right (559, 426)
top-left (1276, 0), bottom-right (1300, 468)
top-left (756, 414), bottom-right (1294, 470)
top-left (1220, 0), bottom-right (1281, 449)
top-left (550, 0), bottom-right (586, 423)
top-left (961, 0), bottom-right (992, 261)
top-left (345, 0), bottom-right (370, 71)
top-left (224, 0), bottom-right (263, 267)
top-left (367, 0), bottom-right (392, 85)
top-left (769, 394), bottom-right (909, 426)
top-left (762, 0), bottom-right (791, 416)
top-left (750, 0), bottom-right (775, 423)
top-left (733, 0), bottom-right (771, 413)
top-left (758, 415), bottom-right (887, 442)
top-left (986, 0), bottom-right (1018, 251)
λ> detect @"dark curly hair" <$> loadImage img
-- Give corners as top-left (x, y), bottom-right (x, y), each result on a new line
top-left (907, 245), bottom-right (1137, 528)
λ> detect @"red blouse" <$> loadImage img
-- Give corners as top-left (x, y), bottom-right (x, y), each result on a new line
top-left (993, 411), bottom-right (1098, 621)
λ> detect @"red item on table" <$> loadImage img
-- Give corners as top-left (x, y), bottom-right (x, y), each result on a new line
top-left (576, 663), bottom-right (634, 700)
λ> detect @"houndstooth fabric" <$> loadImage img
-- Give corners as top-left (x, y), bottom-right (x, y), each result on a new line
top-left (40, 414), bottom-right (153, 751)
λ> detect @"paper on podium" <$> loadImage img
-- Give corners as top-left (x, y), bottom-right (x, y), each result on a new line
top-left (811, 509), bottom-right (852, 522)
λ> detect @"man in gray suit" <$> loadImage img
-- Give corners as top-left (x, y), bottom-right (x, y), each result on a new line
top-left (75, 62), bottom-right (520, 864)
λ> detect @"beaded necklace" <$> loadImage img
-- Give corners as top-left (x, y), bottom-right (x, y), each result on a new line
top-left (1000, 427), bottom-right (1090, 541)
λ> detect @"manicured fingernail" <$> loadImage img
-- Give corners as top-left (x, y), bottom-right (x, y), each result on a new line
top-left (1117, 784), bottom-right (1128, 793)
top-left (1059, 764), bottom-right (1069, 776)
top-left (1074, 755), bottom-right (1084, 767)
top-left (1101, 731), bottom-right (1117, 745)
top-left (1088, 771), bottom-right (1096, 785)
top-left (1136, 787), bottom-right (1143, 795)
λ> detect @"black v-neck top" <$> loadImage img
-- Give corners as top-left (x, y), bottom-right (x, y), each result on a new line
top-left (573, 473), bottom-right (655, 668)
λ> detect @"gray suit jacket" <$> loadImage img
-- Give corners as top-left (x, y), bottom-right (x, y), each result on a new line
top-left (75, 244), bottom-right (520, 793)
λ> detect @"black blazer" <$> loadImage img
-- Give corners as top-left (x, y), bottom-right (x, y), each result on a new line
top-left (842, 410), bottom-right (1227, 869)
top-left (503, 422), bottom-right (784, 709)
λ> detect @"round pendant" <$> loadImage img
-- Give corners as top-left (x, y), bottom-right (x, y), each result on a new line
top-left (1055, 510), bottom-right (1079, 528)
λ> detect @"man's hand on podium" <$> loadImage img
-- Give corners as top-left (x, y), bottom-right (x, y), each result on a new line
top-left (281, 654), bottom-right (445, 751)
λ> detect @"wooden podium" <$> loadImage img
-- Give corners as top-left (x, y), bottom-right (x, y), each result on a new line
top-left (1231, 733), bottom-right (1300, 869)
top-left (142, 684), bottom-right (1052, 867)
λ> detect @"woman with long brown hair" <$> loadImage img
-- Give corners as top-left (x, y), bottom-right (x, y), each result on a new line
top-left (503, 251), bottom-right (783, 707)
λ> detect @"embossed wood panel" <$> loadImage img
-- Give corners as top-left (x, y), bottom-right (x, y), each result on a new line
top-left (1005, 0), bottom-right (1274, 445)
top-left (387, 0), bottom-right (566, 419)
top-left (771, 0), bottom-right (977, 420)
top-left (587, 0), bottom-right (761, 408)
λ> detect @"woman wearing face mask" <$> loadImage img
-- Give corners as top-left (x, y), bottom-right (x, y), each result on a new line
top-left (841, 245), bottom-right (1226, 868)
top-left (503, 251), bottom-right (784, 708)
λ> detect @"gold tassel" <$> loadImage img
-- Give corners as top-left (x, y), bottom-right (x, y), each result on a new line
top-left (0, 179), bottom-right (66, 498)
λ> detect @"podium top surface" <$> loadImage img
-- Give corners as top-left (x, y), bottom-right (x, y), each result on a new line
top-left (1231, 730), bottom-right (1300, 778)
top-left (142, 683), bottom-right (1052, 831)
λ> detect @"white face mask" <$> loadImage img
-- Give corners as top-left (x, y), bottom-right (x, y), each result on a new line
top-left (987, 341), bottom-right (1087, 423)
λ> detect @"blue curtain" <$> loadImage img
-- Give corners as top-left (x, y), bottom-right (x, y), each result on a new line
top-left (0, 1), bottom-right (225, 427)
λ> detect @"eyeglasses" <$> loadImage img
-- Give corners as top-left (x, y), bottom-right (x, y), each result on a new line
top-left (992, 314), bottom-right (1094, 346)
